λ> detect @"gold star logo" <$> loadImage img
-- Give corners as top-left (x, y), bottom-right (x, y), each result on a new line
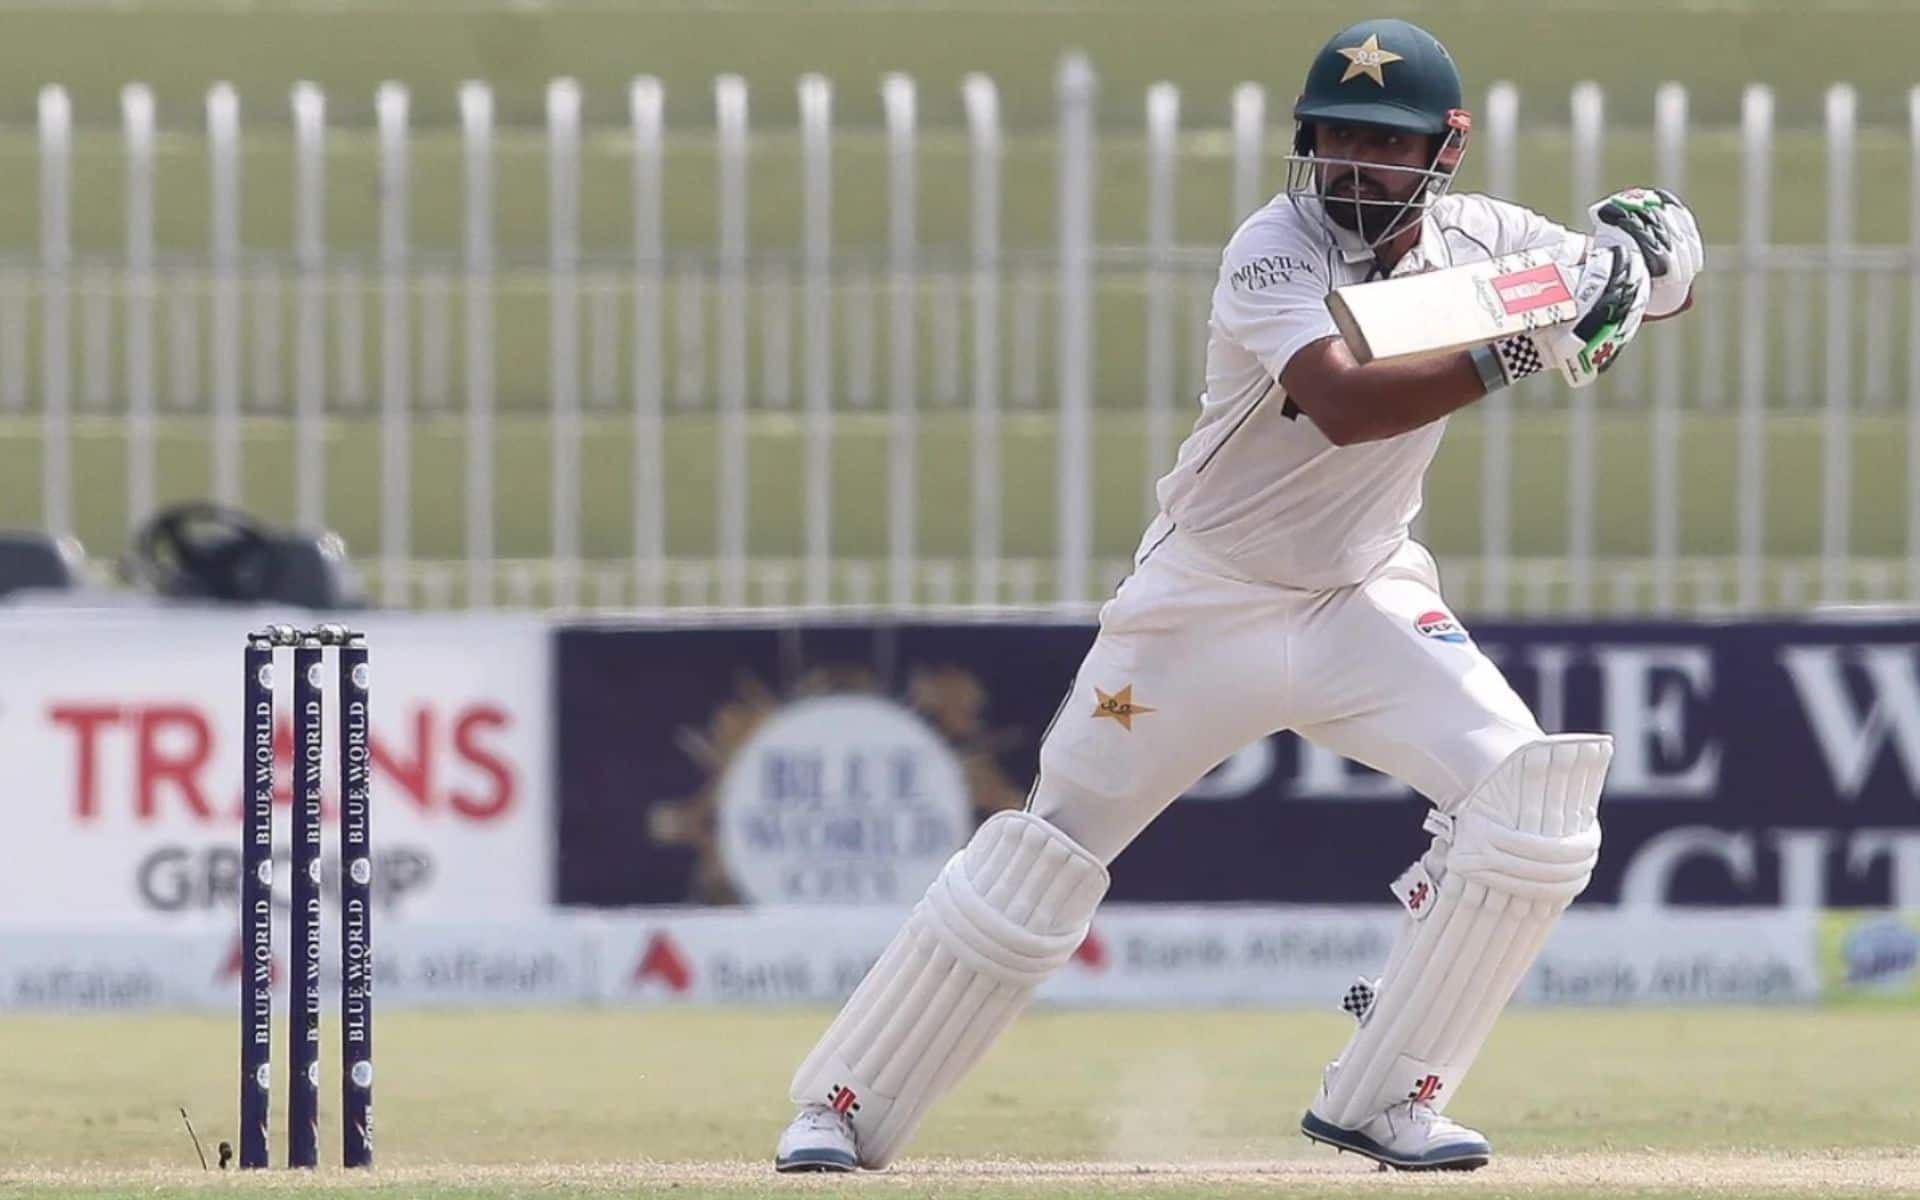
top-left (1337, 34), bottom-right (1404, 87)
top-left (1091, 685), bottom-right (1155, 731)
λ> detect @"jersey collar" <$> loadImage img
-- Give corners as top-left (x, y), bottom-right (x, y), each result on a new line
top-left (1389, 219), bottom-right (1449, 277)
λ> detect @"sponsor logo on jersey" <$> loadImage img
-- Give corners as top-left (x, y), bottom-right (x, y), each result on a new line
top-left (1415, 610), bottom-right (1469, 644)
top-left (1229, 254), bottom-right (1311, 293)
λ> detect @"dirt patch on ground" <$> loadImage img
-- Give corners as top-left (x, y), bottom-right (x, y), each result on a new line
top-left (10, 1152), bottom-right (1920, 1194)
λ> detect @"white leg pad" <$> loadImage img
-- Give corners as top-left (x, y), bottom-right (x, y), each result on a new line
top-left (1314, 735), bottom-right (1611, 1129)
top-left (789, 810), bottom-right (1109, 1168)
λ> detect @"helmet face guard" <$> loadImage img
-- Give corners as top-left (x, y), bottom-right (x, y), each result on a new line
top-left (1284, 108), bottom-right (1471, 250)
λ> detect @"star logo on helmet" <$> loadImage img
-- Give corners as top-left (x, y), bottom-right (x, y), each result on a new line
top-left (1337, 34), bottom-right (1404, 87)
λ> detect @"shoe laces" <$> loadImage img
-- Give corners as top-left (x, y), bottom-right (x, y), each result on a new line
top-left (797, 1104), bottom-right (853, 1135)
top-left (1391, 1099), bottom-right (1468, 1136)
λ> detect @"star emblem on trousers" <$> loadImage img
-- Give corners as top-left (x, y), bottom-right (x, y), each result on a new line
top-left (1091, 685), bottom-right (1155, 731)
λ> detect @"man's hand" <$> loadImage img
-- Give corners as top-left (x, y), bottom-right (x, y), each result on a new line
top-left (1588, 187), bottom-right (1702, 318)
top-left (1484, 243), bottom-right (1649, 390)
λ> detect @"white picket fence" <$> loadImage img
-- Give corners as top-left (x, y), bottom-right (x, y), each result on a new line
top-left (12, 59), bottom-right (1920, 613)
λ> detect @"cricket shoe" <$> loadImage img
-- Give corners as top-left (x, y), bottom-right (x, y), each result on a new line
top-left (773, 1103), bottom-right (858, 1173)
top-left (1300, 1101), bottom-right (1492, 1172)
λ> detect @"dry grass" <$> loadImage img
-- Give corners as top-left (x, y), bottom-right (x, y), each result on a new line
top-left (9, 1154), bottom-right (1920, 1199)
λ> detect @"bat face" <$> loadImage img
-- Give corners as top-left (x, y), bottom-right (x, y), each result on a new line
top-left (1328, 249), bottom-right (1581, 364)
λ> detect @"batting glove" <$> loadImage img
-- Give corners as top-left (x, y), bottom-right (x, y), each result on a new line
top-left (1480, 244), bottom-right (1649, 390)
top-left (1588, 187), bottom-right (1702, 318)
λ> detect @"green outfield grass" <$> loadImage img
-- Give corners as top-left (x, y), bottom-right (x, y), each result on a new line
top-left (1, 1007), bottom-right (1916, 1198)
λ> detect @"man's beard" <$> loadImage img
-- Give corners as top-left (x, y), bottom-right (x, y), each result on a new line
top-left (1322, 179), bottom-right (1417, 243)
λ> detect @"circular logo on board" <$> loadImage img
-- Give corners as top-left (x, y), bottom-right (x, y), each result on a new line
top-left (256, 861), bottom-right (273, 886)
top-left (1842, 918), bottom-right (1919, 987)
top-left (255, 1064), bottom-right (272, 1090)
top-left (715, 695), bottom-right (970, 905)
top-left (256, 663), bottom-right (274, 689)
top-left (351, 1061), bottom-right (374, 1089)
top-left (306, 1062), bottom-right (320, 1087)
top-left (306, 662), bottom-right (326, 689)
top-left (308, 859), bottom-right (322, 884)
top-left (349, 857), bottom-right (372, 886)
top-left (352, 663), bottom-right (370, 689)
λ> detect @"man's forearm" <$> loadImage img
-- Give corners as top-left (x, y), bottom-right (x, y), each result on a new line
top-left (1284, 336), bottom-right (1489, 446)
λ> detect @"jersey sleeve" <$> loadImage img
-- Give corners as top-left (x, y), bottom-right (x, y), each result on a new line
top-left (1211, 234), bottom-right (1339, 383)
top-left (1483, 197), bottom-right (1588, 261)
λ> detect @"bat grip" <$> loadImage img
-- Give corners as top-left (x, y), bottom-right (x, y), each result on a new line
top-left (1468, 343), bottom-right (1508, 394)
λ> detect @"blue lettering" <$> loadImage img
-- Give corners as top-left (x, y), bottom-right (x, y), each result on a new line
top-left (763, 751), bottom-right (823, 806)
top-left (889, 750), bottom-right (922, 801)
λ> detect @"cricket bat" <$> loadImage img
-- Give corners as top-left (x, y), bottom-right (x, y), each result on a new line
top-left (1326, 248), bottom-right (1580, 364)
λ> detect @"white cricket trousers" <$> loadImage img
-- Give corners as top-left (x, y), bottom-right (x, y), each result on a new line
top-left (1029, 516), bottom-right (1546, 864)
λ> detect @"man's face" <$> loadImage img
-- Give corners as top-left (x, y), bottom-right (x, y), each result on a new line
top-left (1313, 121), bottom-right (1432, 241)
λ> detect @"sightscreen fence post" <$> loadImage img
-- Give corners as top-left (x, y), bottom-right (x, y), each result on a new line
top-left (338, 633), bottom-right (374, 1167)
top-left (796, 73), bottom-right (831, 609)
top-left (292, 82), bottom-right (328, 535)
top-left (288, 637), bottom-right (324, 1167)
top-left (713, 74), bottom-right (750, 608)
top-left (377, 82), bottom-right (412, 607)
top-left (207, 82), bottom-right (241, 508)
top-left (1479, 81), bottom-right (1519, 616)
top-left (122, 83), bottom-right (157, 528)
top-left (1565, 81), bottom-right (1604, 616)
top-left (1736, 84), bottom-right (1774, 612)
top-left (240, 633), bottom-right (277, 1169)
top-left (547, 78), bottom-right (582, 610)
top-left (462, 81), bottom-right (497, 611)
top-left (38, 85), bottom-right (72, 541)
top-left (1821, 83), bottom-right (1857, 606)
top-left (962, 73), bottom-right (1001, 606)
top-left (1054, 54), bottom-right (1095, 607)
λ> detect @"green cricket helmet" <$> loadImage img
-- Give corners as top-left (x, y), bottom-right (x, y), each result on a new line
top-left (1284, 18), bottom-right (1473, 247)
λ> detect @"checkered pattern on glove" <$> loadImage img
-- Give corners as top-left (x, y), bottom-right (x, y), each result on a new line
top-left (1340, 977), bottom-right (1379, 1023)
top-left (1492, 333), bottom-right (1546, 383)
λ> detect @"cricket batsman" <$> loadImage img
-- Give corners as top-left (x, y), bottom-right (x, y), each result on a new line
top-left (775, 16), bottom-right (1703, 1173)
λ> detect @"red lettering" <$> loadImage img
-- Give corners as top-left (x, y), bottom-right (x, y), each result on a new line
top-left (273, 717), bottom-right (294, 808)
top-left (372, 708), bottom-right (433, 812)
top-left (49, 704), bottom-right (120, 820)
top-left (450, 705), bottom-right (515, 819)
top-left (137, 706), bottom-right (214, 820)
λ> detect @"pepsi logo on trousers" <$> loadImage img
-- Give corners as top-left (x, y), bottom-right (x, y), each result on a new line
top-left (1415, 610), bottom-right (1468, 644)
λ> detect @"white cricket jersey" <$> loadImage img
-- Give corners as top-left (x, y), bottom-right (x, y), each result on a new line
top-left (1151, 192), bottom-right (1586, 589)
